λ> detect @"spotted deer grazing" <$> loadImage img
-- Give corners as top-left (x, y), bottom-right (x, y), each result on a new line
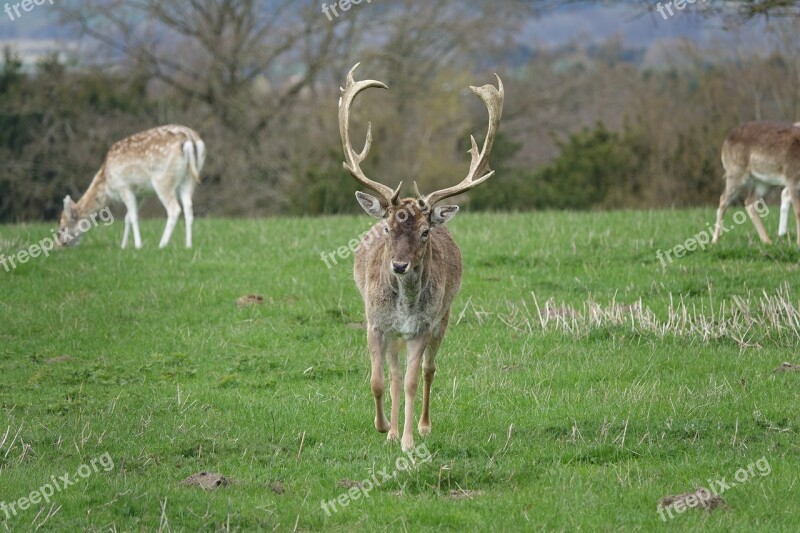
top-left (338, 63), bottom-right (503, 451)
top-left (713, 121), bottom-right (800, 246)
top-left (58, 124), bottom-right (205, 249)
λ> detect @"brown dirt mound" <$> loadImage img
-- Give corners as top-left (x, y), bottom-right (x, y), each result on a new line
top-left (660, 488), bottom-right (727, 512)
top-left (181, 472), bottom-right (231, 490)
top-left (236, 294), bottom-right (264, 306)
top-left (46, 355), bottom-right (73, 364)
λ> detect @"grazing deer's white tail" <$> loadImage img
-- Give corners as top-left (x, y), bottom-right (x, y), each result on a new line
top-left (183, 139), bottom-right (205, 183)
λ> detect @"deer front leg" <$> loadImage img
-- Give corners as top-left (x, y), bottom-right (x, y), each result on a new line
top-left (121, 213), bottom-right (131, 249)
top-left (419, 311), bottom-right (449, 437)
top-left (402, 332), bottom-right (431, 452)
top-left (712, 198), bottom-right (729, 244)
top-left (713, 173), bottom-right (743, 244)
top-left (367, 325), bottom-right (390, 433)
top-left (387, 337), bottom-right (403, 442)
top-left (119, 188), bottom-right (142, 249)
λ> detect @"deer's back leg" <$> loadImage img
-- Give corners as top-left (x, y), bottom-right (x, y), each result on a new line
top-left (152, 178), bottom-right (182, 248)
top-left (178, 178), bottom-right (195, 248)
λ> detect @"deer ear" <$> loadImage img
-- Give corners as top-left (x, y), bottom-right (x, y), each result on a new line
top-left (355, 191), bottom-right (386, 219)
top-left (63, 195), bottom-right (76, 217)
top-left (431, 205), bottom-right (458, 226)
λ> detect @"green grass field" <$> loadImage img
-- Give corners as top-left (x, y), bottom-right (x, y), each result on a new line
top-left (1, 207), bottom-right (799, 531)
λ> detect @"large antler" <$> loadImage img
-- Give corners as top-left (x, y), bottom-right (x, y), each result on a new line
top-left (420, 75), bottom-right (504, 207)
top-left (339, 63), bottom-right (402, 207)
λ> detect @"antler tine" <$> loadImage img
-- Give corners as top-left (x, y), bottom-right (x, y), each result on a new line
top-left (422, 74), bottom-right (504, 207)
top-left (339, 63), bottom-right (400, 206)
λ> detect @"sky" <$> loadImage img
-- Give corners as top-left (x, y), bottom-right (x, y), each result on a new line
top-left (519, 3), bottom-right (765, 48)
top-left (0, 1), bottom-right (770, 66)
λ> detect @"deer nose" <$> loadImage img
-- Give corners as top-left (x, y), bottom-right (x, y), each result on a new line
top-left (392, 261), bottom-right (409, 274)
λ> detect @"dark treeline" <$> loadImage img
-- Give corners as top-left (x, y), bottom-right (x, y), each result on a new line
top-left (1, 0), bottom-right (799, 222)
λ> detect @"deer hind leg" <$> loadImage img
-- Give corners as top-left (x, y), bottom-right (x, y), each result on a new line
top-left (153, 180), bottom-right (182, 248)
top-left (402, 332), bottom-right (432, 452)
top-left (119, 188), bottom-right (142, 249)
top-left (419, 310), bottom-right (450, 437)
top-left (745, 188), bottom-right (772, 244)
top-left (387, 337), bottom-right (403, 442)
top-left (367, 325), bottom-right (390, 433)
top-left (178, 179), bottom-right (195, 248)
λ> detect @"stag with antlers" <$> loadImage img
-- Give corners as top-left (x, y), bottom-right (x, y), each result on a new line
top-left (338, 63), bottom-right (504, 451)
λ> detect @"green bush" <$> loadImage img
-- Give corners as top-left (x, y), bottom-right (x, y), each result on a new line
top-left (470, 122), bottom-right (648, 211)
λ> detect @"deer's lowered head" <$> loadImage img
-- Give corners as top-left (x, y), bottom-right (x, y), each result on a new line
top-left (56, 195), bottom-right (86, 247)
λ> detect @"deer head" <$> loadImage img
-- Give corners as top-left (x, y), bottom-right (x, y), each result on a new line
top-left (339, 63), bottom-right (504, 275)
top-left (56, 195), bottom-right (85, 247)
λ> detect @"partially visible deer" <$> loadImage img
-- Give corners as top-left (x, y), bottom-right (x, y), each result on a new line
top-left (712, 121), bottom-right (800, 245)
top-left (339, 64), bottom-right (503, 451)
top-left (58, 124), bottom-right (205, 249)
top-left (776, 123), bottom-right (800, 240)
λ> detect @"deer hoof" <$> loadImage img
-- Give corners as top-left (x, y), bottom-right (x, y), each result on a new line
top-left (375, 416), bottom-right (390, 433)
top-left (387, 430), bottom-right (399, 442)
top-left (418, 422), bottom-right (431, 436)
top-left (401, 435), bottom-right (414, 452)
